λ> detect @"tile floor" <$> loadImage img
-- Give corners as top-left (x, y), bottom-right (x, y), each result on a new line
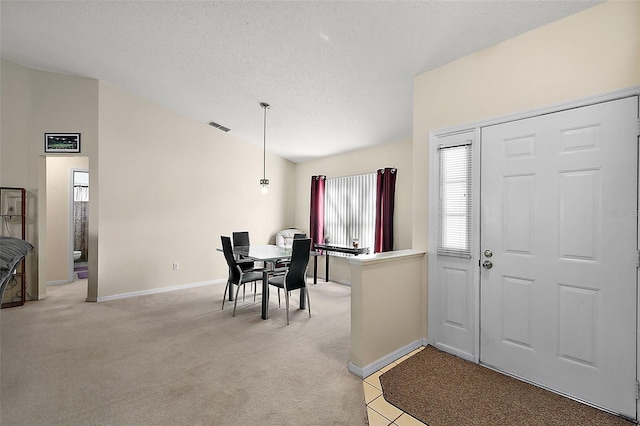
top-left (363, 346), bottom-right (427, 426)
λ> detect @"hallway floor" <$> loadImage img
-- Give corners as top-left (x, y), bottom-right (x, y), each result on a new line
top-left (363, 347), bottom-right (426, 425)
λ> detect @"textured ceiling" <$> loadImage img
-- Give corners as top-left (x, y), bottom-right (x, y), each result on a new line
top-left (1, 1), bottom-right (601, 163)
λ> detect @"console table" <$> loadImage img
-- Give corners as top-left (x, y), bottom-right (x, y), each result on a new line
top-left (314, 243), bottom-right (370, 282)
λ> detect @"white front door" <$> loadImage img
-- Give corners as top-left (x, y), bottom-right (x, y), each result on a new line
top-left (480, 97), bottom-right (638, 418)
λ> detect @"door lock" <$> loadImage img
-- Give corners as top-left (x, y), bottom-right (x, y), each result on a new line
top-left (483, 250), bottom-right (493, 258)
top-left (482, 260), bottom-right (493, 269)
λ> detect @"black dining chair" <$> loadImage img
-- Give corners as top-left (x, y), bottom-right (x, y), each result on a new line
top-left (232, 231), bottom-right (263, 301)
top-left (274, 232), bottom-right (308, 272)
top-left (232, 231), bottom-right (256, 271)
top-left (267, 238), bottom-right (312, 325)
top-left (221, 236), bottom-right (263, 317)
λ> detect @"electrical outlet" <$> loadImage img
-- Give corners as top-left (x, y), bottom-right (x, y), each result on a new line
top-left (172, 262), bottom-right (179, 271)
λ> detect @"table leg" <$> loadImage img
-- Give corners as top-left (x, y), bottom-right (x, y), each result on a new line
top-left (229, 284), bottom-right (235, 301)
top-left (261, 269), bottom-right (269, 320)
top-left (325, 253), bottom-right (330, 282)
top-left (299, 287), bottom-right (306, 310)
top-left (228, 268), bottom-right (234, 301)
top-left (313, 256), bottom-right (318, 284)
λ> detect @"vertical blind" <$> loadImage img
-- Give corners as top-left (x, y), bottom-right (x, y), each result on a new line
top-left (438, 142), bottom-right (472, 258)
top-left (324, 173), bottom-right (376, 251)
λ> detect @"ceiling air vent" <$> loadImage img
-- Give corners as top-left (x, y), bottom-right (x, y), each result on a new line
top-left (208, 121), bottom-right (230, 132)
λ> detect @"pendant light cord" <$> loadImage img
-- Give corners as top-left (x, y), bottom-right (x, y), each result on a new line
top-left (260, 102), bottom-right (270, 182)
top-left (263, 105), bottom-right (267, 180)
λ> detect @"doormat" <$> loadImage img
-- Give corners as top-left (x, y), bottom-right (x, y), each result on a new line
top-left (379, 345), bottom-right (633, 426)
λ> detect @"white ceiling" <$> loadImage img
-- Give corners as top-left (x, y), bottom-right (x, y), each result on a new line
top-left (1, 1), bottom-right (601, 163)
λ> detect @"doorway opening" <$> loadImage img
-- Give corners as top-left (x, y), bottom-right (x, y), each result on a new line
top-left (71, 169), bottom-right (89, 281)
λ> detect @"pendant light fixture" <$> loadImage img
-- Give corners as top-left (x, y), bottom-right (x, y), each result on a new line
top-left (260, 102), bottom-right (270, 194)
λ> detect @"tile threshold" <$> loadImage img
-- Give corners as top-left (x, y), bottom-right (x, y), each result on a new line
top-left (362, 346), bottom-right (426, 426)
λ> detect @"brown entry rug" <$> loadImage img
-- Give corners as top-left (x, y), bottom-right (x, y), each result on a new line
top-left (379, 346), bottom-right (633, 426)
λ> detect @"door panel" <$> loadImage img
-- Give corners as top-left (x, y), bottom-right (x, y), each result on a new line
top-left (428, 131), bottom-right (477, 360)
top-left (480, 97), bottom-right (638, 418)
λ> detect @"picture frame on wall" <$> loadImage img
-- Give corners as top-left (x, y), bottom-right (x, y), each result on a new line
top-left (44, 133), bottom-right (81, 153)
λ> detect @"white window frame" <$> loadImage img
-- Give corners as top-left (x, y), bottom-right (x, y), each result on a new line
top-left (437, 141), bottom-right (472, 258)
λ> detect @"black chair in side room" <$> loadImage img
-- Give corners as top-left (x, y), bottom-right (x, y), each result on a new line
top-left (267, 238), bottom-right (312, 325)
top-left (273, 232), bottom-right (308, 273)
top-left (232, 231), bottom-right (255, 271)
top-left (221, 236), bottom-right (263, 317)
top-left (232, 231), bottom-right (264, 301)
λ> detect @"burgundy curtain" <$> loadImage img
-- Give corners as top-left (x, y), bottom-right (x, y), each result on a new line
top-left (374, 168), bottom-right (397, 253)
top-left (309, 175), bottom-right (326, 249)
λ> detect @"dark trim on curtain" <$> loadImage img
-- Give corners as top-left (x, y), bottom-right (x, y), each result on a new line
top-left (374, 168), bottom-right (397, 253)
top-left (309, 175), bottom-right (326, 249)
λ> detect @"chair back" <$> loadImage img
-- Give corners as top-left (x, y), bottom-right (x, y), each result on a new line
top-left (293, 233), bottom-right (307, 240)
top-left (221, 236), bottom-right (241, 284)
top-left (232, 231), bottom-right (250, 247)
top-left (285, 238), bottom-right (311, 291)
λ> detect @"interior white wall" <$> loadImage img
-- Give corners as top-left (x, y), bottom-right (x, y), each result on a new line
top-left (294, 139), bottom-right (413, 283)
top-left (0, 60), bottom-right (100, 300)
top-left (1, 60), bottom-right (296, 300)
top-left (414, 0), bottom-right (640, 335)
top-left (96, 82), bottom-right (296, 299)
top-left (46, 156), bottom-right (89, 283)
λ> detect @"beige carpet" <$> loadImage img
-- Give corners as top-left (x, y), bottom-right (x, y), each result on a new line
top-left (380, 345), bottom-right (633, 426)
top-left (0, 280), bottom-right (367, 425)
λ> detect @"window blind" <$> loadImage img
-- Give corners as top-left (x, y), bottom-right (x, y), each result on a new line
top-left (438, 142), bottom-right (472, 258)
top-left (74, 186), bottom-right (89, 202)
top-left (324, 173), bottom-right (376, 252)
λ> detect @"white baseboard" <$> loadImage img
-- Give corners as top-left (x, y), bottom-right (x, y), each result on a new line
top-left (47, 280), bottom-right (70, 286)
top-left (95, 279), bottom-right (226, 302)
top-left (348, 362), bottom-right (365, 378)
top-left (349, 338), bottom-right (426, 379)
top-left (309, 276), bottom-right (351, 286)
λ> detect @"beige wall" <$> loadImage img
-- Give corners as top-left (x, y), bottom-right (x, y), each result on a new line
top-left (414, 0), bottom-right (640, 251)
top-left (349, 250), bottom-right (424, 375)
top-left (1, 60), bottom-right (296, 301)
top-left (96, 83), bottom-right (296, 298)
top-left (1, 60), bottom-right (99, 299)
top-left (414, 0), bottom-right (639, 335)
top-left (0, 61), bottom-right (32, 189)
top-left (294, 139), bottom-right (413, 283)
top-left (46, 157), bottom-right (89, 283)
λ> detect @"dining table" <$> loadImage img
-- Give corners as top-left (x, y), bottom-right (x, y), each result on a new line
top-left (231, 244), bottom-right (306, 320)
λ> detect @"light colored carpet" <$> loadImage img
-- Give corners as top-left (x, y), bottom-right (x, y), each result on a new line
top-left (1, 280), bottom-right (367, 425)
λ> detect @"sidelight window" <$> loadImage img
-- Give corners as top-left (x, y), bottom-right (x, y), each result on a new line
top-left (438, 142), bottom-right (472, 258)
